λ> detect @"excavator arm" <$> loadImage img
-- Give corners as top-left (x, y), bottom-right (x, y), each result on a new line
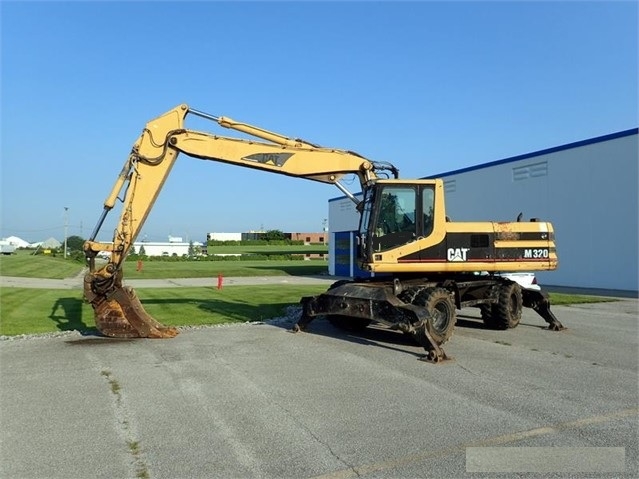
top-left (83, 104), bottom-right (398, 338)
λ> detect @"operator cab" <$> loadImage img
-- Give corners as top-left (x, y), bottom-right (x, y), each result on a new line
top-left (358, 182), bottom-right (436, 261)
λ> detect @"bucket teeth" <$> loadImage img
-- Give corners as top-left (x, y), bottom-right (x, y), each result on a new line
top-left (85, 275), bottom-right (178, 339)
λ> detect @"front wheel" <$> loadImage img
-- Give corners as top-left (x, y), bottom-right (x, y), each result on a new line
top-left (413, 287), bottom-right (457, 344)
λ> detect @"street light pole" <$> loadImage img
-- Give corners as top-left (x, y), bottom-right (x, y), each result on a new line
top-left (322, 218), bottom-right (327, 245)
top-left (64, 207), bottom-right (69, 259)
top-left (322, 218), bottom-right (328, 261)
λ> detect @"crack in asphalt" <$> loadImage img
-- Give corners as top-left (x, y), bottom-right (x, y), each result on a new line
top-left (100, 369), bottom-right (151, 479)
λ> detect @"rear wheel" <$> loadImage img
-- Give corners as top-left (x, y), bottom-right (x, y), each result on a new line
top-left (413, 287), bottom-right (457, 344)
top-left (479, 304), bottom-right (493, 323)
top-left (483, 282), bottom-right (522, 330)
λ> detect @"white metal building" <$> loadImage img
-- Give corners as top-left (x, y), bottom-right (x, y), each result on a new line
top-left (1, 236), bottom-right (31, 248)
top-left (207, 232), bottom-right (242, 242)
top-left (132, 240), bottom-right (203, 257)
top-left (328, 128), bottom-right (638, 292)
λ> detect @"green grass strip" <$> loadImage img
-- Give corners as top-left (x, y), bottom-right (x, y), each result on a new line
top-left (549, 293), bottom-right (616, 306)
top-left (0, 252), bottom-right (329, 279)
top-left (122, 259), bottom-right (328, 279)
top-left (0, 251), bottom-right (83, 279)
top-left (0, 285), bottom-right (329, 336)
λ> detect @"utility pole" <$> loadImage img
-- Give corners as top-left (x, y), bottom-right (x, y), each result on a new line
top-left (322, 218), bottom-right (328, 245)
top-left (64, 207), bottom-right (69, 259)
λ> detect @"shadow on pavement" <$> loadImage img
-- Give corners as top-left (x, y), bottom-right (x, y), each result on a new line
top-left (272, 308), bottom-right (557, 361)
top-left (280, 318), bottom-right (428, 360)
top-left (49, 297), bottom-right (99, 336)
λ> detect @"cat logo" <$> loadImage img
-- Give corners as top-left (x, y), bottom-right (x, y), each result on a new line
top-left (447, 247), bottom-right (470, 262)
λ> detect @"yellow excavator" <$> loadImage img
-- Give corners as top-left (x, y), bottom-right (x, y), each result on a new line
top-left (84, 104), bottom-right (564, 362)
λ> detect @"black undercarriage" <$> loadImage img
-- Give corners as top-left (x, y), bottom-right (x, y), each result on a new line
top-left (294, 274), bottom-right (564, 363)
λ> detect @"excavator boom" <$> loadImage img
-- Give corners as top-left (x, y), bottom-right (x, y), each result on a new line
top-left (84, 104), bottom-right (396, 338)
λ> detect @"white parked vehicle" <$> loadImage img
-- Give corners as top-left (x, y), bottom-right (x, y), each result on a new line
top-left (500, 272), bottom-right (541, 291)
top-left (0, 244), bottom-right (16, 255)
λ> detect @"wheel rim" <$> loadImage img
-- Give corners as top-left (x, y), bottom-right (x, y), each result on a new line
top-left (432, 301), bottom-right (451, 333)
top-left (510, 292), bottom-right (518, 313)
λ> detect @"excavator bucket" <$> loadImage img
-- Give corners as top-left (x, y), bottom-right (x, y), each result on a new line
top-left (84, 274), bottom-right (179, 339)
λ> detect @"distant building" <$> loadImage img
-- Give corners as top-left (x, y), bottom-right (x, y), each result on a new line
top-left (134, 239), bottom-right (203, 257)
top-left (1, 236), bottom-right (30, 248)
top-left (207, 232), bottom-right (242, 241)
top-left (206, 231), bottom-right (327, 260)
top-left (288, 232), bottom-right (326, 244)
top-left (208, 231), bottom-right (327, 244)
top-left (32, 237), bottom-right (62, 249)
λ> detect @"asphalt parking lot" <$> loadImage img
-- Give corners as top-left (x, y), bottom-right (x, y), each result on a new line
top-left (1, 298), bottom-right (637, 479)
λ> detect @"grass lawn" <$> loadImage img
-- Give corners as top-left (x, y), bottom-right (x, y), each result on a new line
top-left (0, 251), bottom-right (84, 279)
top-left (0, 285), bottom-right (330, 336)
top-left (0, 283), bottom-right (615, 337)
top-left (0, 251), bottom-right (329, 279)
top-left (122, 259), bottom-right (329, 279)
top-left (549, 294), bottom-right (616, 306)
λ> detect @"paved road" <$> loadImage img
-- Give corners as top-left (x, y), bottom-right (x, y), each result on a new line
top-left (1, 299), bottom-right (637, 478)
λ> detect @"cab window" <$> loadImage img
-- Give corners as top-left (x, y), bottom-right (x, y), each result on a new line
top-left (377, 187), bottom-right (416, 235)
top-left (372, 186), bottom-right (417, 251)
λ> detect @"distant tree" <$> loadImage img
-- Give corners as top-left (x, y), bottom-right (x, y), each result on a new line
top-left (66, 235), bottom-right (85, 252)
top-left (263, 229), bottom-right (286, 241)
top-left (188, 240), bottom-right (195, 258)
top-left (139, 245), bottom-right (146, 256)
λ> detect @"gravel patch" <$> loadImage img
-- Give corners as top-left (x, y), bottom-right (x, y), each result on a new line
top-left (0, 330), bottom-right (85, 341)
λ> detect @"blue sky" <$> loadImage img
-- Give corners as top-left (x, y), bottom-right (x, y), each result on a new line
top-left (1, 1), bottom-right (637, 243)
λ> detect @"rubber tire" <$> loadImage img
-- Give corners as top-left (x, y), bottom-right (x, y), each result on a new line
top-left (484, 282), bottom-right (523, 330)
top-left (479, 304), bottom-right (493, 323)
top-left (327, 315), bottom-right (372, 331)
top-left (413, 287), bottom-right (457, 344)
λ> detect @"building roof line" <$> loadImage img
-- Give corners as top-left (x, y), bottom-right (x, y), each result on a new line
top-left (424, 127), bottom-right (638, 179)
top-left (329, 127), bottom-right (638, 203)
